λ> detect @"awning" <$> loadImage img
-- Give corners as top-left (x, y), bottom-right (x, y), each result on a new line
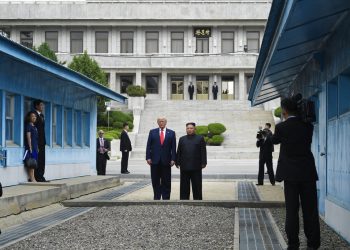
top-left (249, 0), bottom-right (350, 106)
top-left (0, 35), bottom-right (127, 103)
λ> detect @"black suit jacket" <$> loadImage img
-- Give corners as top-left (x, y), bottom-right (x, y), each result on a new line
top-left (212, 85), bottom-right (218, 94)
top-left (256, 135), bottom-right (273, 159)
top-left (96, 138), bottom-right (111, 159)
top-left (120, 130), bottom-right (132, 152)
top-left (34, 110), bottom-right (46, 147)
top-left (188, 85), bottom-right (194, 94)
top-left (272, 117), bottom-right (318, 182)
top-left (176, 135), bottom-right (207, 171)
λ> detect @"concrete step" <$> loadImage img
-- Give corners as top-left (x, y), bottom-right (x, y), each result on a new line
top-left (0, 176), bottom-right (121, 218)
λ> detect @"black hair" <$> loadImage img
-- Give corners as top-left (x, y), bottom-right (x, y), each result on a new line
top-left (33, 99), bottom-right (43, 108)
top-left (186, 122), bottom-right (196, 127)
top-left (123, 122), bottom-right (129, 128)
top-left (281, 97), bottom-right (298, 115)
top-left (265, 123), bottom-right (271, 128)
top-left (25, 111), bottom-right (37, 123)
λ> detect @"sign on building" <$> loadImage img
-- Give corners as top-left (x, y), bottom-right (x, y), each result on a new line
top-left (193, 27), bottom-right (211, 38)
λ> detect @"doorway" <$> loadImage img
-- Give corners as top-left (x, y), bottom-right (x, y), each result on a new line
top-left (196, 76), bottom-right (209, 100)
top-left (171, 76), bottom-right (184, 100)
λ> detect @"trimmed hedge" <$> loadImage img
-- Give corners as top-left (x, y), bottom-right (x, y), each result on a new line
top-left (208, 123), bottom-right (226, 135)
top-left (98, 111), bottom-right (134, 130)
top-left (196, 125), bottom-right (209, 136)
top-left (208, 135), bottom-right (224, 146)
top-left (126, 85), bottom-right (146, 97)
top-left (274, 107), bottom-right (282, 118)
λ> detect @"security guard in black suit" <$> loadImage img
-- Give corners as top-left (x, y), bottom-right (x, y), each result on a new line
top-left (272, 97), bottom-right (320, 250)
top-left (120, 122), bottom-right (132, 174)
top-left (256, 127), bottom-right (275, 185)
top-left (188, 82), bottom-right (195, 100)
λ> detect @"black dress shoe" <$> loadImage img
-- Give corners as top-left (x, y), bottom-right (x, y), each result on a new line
top-left (256, 183), bottom-right (263, 186)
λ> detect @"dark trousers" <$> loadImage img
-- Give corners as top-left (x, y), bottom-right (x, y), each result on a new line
top-left (121, 151), bottom-right (129, 173)
top-left (34, 145), bottom-right (46, 181)
top-left (258, 156), bottom-right (275, 185)
top-left (213, 93), bottom-right (218, 100)
top-left (284, 181), bottom-right (320, 250)
top-left (96, 153), bottom-right (107, 175)
top-left (180, 170), bottom-right (202, 200)
top-left (189, 93), bottom-right (193, 100)
top-left (150, 163), bottom-right (171, 200)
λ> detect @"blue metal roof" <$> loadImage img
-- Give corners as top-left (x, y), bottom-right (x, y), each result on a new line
top-left (0, 35), bottom-right (127, 103)
top-left (249, 0), bottom-right (350, 106)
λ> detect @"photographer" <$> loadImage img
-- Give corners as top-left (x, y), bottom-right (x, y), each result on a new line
top-left (272, 97), bottom-right (320, 250)
top-left (256, 125), bottom-right (275, 186)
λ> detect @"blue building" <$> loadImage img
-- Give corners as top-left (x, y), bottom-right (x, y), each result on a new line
top-left (249, 0), bottom-right (350, 243)
top-left (0, 35), bottom-right (126, 186)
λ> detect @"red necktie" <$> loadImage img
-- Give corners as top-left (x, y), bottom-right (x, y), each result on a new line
top-left (160, 129), bottom-right (164, 145)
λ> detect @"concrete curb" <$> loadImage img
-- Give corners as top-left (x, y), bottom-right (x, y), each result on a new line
top-left (115, 174), bottom-right (272, 179)
top-left (0, 176), bottom-right (121, 218)
top-left (61, 200), bottom-right (285, 208)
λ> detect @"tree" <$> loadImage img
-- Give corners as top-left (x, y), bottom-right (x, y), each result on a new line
top-left (68, 51), bottom-right (109, 113)
top-left (34, 43), bottom-right (58, 62)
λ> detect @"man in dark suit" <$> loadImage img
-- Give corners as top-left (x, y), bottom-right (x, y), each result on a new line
top-left (33, 99), bottom-right (48, 182)
top-left (212, 82), bottom-right (219, 100)
top-left (96, 130), bottom-right (111, 175)
top-left (120, 122), bottom-right (132, 174)
top-left (176, 122), bottom-right (207, 200)
top-left (146, 117), bottom-right (176, 200)
top-left (256, 126), bottom-right (275, 185)
top-left (188, 82), bottom-right (194, 100)
top-left (272, 97), bottom-right (320, 250)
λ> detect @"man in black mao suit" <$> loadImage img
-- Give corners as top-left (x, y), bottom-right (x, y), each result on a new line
top-left (146, 117), bottom-right (176, 200)
top-left (272, 97), bottom-right (320, 250)
top-left (120, 122), bottom-right (132, 174)
top-left (33, 99), bottom-right (48, 182)
top-left (256, 127), bottom-right (275, 185)
top-left (96, 130), bottom-right (111, 175)
top-left (176, 122), bottom-right (207, 200)
top-left (212, 82), bottom-right (219, 100)
top-left (188, 82), bottom-right (194, 100)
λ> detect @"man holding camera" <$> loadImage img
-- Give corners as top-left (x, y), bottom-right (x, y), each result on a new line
top-left (256, 123), bottom-right (275, 186)
top-left (272, 97), bottom-right (320, 250)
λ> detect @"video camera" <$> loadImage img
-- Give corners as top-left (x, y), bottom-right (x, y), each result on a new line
top-left (256, 126), bottom-right (267, 140)
top-left (291, 94), bottom-right (316, 123)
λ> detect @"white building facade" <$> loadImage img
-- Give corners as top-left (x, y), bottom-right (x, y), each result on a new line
top-left (0, 0), bottom-right (271, 102)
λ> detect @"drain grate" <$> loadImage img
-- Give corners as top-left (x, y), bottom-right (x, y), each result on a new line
top-left (238, 181), bottom-right (261, 201)
top-left (238, 181), bottom-right (282, 250)
top-left (0, 180), bottom-right (150, 248)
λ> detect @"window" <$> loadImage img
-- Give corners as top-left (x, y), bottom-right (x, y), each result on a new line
top-left (64, 109), bottom-right (68, 146)
top-left (146, 76), bottom-right (159, 94)
top-left (45, 31), bottom-right (58, 52)
top-left (20, 31), bottom-right (33, 48)
top-left (120, 75), bottom-right (133, 93)
top-left (146, 31), bottom-right (159, 53)
top-left (82, 112), bottom-right (90, 147)
top-left (52, 105), bottom-right (57, 145)
top-left (70, 31), bottom-right (83, 53)
top-left (75, 111), bottom-right (82, 146)
top-left (24, 97), bottom-right (33, 115)
top-left (327, 81), bottom-right (338, 120)
top-left (5, 94), bottom-right (14, 142)
top-left (95, 31), bottom-right (108, 53)
top-left (196, 76), bottom-right (209, 94)
top-left (221, 76), bottom-right (235, 99)
top-left (0, 28), bottom-right (11, 38)
top-left (196, 38), bottom-right (209, 53)
top-left (121, 32), bottom-right (133, 53)
top-left (338, 75), bottom-right (350, 115)
top-left (171, 32), bottom-right (184, 53)
top-left (105, 73), bottom-right (110, 86)
top-left (246, 31), bottom-right (260, 53)
top-left (221, 32), bottom-right (234, 53)
top-left (171, 76), bottom-right (184, 95)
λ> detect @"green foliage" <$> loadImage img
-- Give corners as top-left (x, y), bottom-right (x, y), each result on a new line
top-left (103, 134), bottom-right (114, 141)
top-left (33, 43), bottom-right (58, 62)
top-left (274, 107), bottom-right (282, 118)
top-left (208, 123), bottom-right (226, 135)
top-left (208, 135), bottom-right (224, 146)
top-left (196, 125), bottom-right (209, 136)
top-left (98, 111), bottom-right (134, 131)
top-left (68, 51), bottom-right (109, 113)
top-left (203, 136), bottom-right (209, 143)
top-left (126, 85), bottom-right (146, 97)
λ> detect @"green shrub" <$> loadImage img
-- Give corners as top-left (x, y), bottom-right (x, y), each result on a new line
top-left (208, 135), bottom-right (224, 146)
top-left (196, 125), bottom-right (209, 136)
top-left (208, 123), bottom-right (226, 135)
top-left (126, 85), bottom-right (146, 97)
top-left (127, 121), bottom-right (134, 130)
top-left (203, 136), bottom-right (209, 143)
top-left (103, 134), bottom-right (114, 141)
top-left (274, 107), bottom-right (282, 118)
top-left (112, 121), bottom-right (124, 129)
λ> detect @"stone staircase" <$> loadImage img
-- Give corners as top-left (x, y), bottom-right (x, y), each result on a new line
top-left (129, 100), bottom-right (278, 161)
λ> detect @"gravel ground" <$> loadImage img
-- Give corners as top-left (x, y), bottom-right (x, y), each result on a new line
top-left (4, 206), bottom-right (235, 250)
top-left (270, 208), bottom-right (350, 250)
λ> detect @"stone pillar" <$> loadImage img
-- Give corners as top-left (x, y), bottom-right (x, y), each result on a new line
top-left (135, 69), bottom-right (142, 86)
top-left (238, 26), bottom-right (244, 53)
top-left (109, 71), bottom-right (116, 91)
top-left (239, 71), bottom-right (246, 100)
top-left (161, 71), bottom-right (167, 100)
